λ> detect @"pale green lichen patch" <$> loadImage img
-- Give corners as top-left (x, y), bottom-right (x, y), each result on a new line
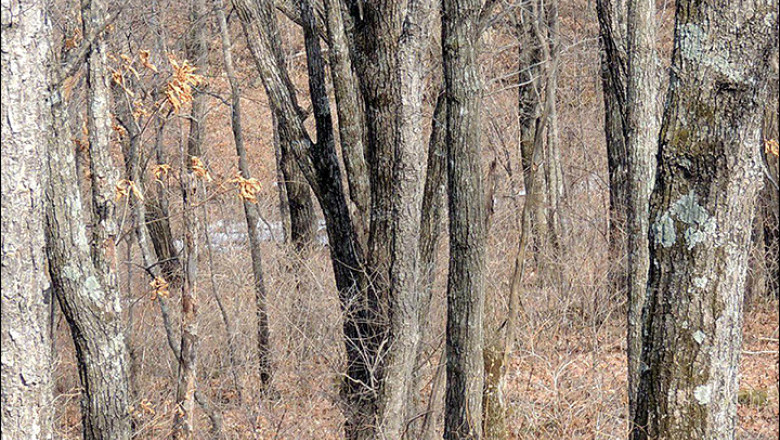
top-left (693, 276), bottom-right (708, 289)
top-left (693, 330), bottom-right (706, 344)
top-left (653, 212), bottom-right (676, 248)
top-left (694, 384), bottom-right (712, 405)
top-left (658, 190), bottom-right (716, 250)
top-left (678, 23), bottom-right (747, 85)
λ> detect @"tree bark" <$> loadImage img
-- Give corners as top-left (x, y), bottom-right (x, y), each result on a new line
top-left (596, 0), bottom-right (629, 303)
top-left (623, 0), bottom-right (659, 419)
top-left (517, 3), bottom-right (548, 255)
top-left (442, 0), bottom-right (486, 436)
top-left (215, 0), bottom-right (273, 390)
top-left (1, 1), bottom-right (53, 436)
top-left (46, 82), bottom-right (132, 440)
top-left (632, 1), bottom-right (778, 438)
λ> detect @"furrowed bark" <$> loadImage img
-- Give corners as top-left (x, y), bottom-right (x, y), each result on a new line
top-left (623, 0), bottom-right (659, 419)
top-left (1, 1), bottom-right (54, 436)
top-left (442, 0), bottom-right (486, 436)
top-left (323, 0), bottom-right (370, 242)
top-left (377, 0), bottom-right (433, 436)
top-left (596, 0), bottom-right (629, 303)
top-left (82, 0), bottom-right (119, 286)
top-left (632, 1), bottom-right (778, 438)
top-left (46, 87), bottom-right (132, 440)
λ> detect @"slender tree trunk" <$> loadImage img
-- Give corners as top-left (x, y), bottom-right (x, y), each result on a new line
top-left (541, 0), bottom-right (564, 252)
top-left (623, 0), bottom-right (659, 419)
top-left (442, 0), bottom-right (486, 437)
top-left (517, 4), bottom-right (548, 255)
top-left (173, 0), bottom-right (208, 436)
top-left (323, 0), bottom-right (370, 242)
top-left (483, 86), bottom-right (548, 440)
top-left (1, 0), bottom-right (53, 436)
top-left (632, 1), bottom-right (778, 438)
top-left (215, 0), bottom-right (273, 389)
top-left (596, 0), bottom-right (629, 303)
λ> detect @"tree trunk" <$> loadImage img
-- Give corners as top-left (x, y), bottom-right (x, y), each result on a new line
top-left (442, 0), bottom-right (486, 437)
top-left (596, 0), bottom-right (629, 302)
top-left (1, 0), bottom-right (53, 436)
top-left (541, 0), bottom-right (564, 252)
top-left (323, 0), bottom-right (370, 242)
top-left (375, 0), bottom-right (433, 436)
top-left (173, 1), bottom-right (208, 435)
top-left (215, 0), bottom-right (273, 390)
top-left (46, 82), bottom-right (132, 440)
top-left (517, 4), bottom-right (548, 256)
top-left (623, 0), bottom-right (659, 419)
top-left (632, 1), bottom-right (778, 438)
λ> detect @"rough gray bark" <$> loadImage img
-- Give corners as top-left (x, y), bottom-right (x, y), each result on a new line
top-left (1, 0), bottom-right (53, 436)
top-left (632, 1), bottom-right (778, 438)
top-left (323, 0), bottom-right (370, 242)
top-left (46, 81), bottom-right (132, 440)
top-left (375, 0), bottom-right (434, 436)
top-left (596, 0), bottom-right (629, 300)
top-left (442, 0), bottom-right (486, 436)
top-left (623, 0), bottom-right (659, 419)
top-left (215, 0), bottom-right (273, 389)
top-left (82, 0), bottom-right (119, 287)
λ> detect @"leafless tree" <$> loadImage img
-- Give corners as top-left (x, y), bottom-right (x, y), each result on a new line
top-left (633, 0), bottom-right (778, 438)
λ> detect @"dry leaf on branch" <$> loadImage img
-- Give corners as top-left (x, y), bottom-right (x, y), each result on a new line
top-left (115, 179), bottom-right (144, 202)
top-left (765, 139), bottom-right (779, 157)
top-left (191, 156), bottom-right (212, 182)
top-left (229, 172), bottom-right (262, 203)
top-left (153, 164), bottom-right (172, 182)
top-left (164, 54), bottom-right (204, 113)
top-left (149, 276), bottom-right (170, 300)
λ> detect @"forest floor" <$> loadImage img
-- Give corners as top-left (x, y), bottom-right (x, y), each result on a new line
top-left (54, 289), bottom-right (778, 439)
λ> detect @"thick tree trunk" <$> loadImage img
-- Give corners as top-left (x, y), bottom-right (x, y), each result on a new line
top-left (46, 87), bottom-right (132, 440)
top-left (82, 0), bottom-right (119, 287)
top-left (323, 0), bottom-right (370, 242)
top-left (442, 0), bottom-right (486, 437)
top-left (623, 0), bottom-right (659, 419)
top-left (1, 1), bottom-right (53, 436)
top-left (375, 0), bottom-right (433, 436)
top-left (632, 1), bottom-right (778, 438)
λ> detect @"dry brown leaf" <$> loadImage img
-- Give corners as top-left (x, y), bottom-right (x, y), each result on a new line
top-left (115, 179), bottom-right (144, 202)
top-left (153, 164), bottom-right (172, 182)
top-left (191, 156), bottom-right (212, 182)
top-left (765, 139), bottom-right (779, 157)
top-left (229, 172), bottom-right (262, 203)
top-left (149, 276), bottom-right (169, 300)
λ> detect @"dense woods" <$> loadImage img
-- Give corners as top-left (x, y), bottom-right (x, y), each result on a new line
top-left (1, 0), bottom-right (778, 439)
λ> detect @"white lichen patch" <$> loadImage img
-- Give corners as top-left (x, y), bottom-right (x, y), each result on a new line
top-left (656, 190), bottom-right (717, 250)
top-left (678, 23), bottom-right (748, 85)
top-left (693, 276), bottom-right (708, 289)
top-left (694, 384), bottom-right (712, 405)
top-left (693, 330), bottom-right (706, 344)
top-left (653, 212), bottom-right (676, 248)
